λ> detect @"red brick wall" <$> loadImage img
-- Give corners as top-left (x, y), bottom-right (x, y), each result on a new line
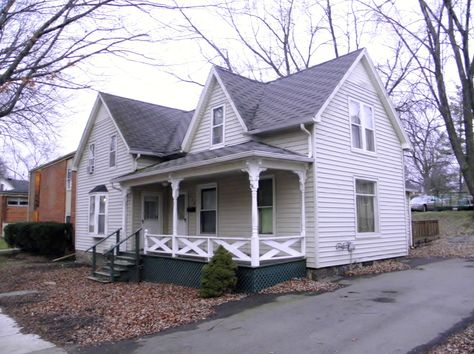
top-left (37, 159), bottom-right (67, 223)
top-left (71, 171), bottom-right (77, 226)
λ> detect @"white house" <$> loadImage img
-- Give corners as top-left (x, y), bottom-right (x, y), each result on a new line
top-left (73, 49), bottom-right (411, 291)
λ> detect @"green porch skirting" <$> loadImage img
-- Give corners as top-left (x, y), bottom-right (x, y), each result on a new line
top-left (142, 255), bottom-right (307, 293)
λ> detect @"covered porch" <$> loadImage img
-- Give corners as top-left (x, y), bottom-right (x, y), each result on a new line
top-left (116, 143), bottom-right (312, 269)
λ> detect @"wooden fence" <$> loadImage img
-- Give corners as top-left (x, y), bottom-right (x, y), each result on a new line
top-left (412, 220), bottom-right (440, 245)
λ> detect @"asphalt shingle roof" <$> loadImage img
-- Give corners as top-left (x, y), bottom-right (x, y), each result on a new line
top-left (121, 141), bottom-right (310, 179)
top-left (215, 49), bottom-right (363, 132)
top-left (100, 93), bottom-right (194, 156)
top-left (1, 178), bottom-right (28, 193)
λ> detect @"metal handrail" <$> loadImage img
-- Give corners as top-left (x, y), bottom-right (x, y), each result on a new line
top-left (86, 228), bottom-right (121, 276)
top-left (104, 228), bottom-right (142, 255)
top-left (104, 228), bottom-right (142, 282)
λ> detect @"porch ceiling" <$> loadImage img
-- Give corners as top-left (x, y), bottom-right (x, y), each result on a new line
top-left (115, 141), bottom-right (311, 186)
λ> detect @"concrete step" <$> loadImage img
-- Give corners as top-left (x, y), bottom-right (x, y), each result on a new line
top-left (103, 265), bottom-right (129, 272)
top-left (110, 259), bottom-right (135, 267)
top-left (115, 255), bottom-right (137, 262)
top-left (87, 275), bottom-right (111, 283)
top-left (93, 270), bottom-right (121, 278)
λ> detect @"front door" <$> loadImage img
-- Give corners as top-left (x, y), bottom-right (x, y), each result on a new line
top-left (177, 193), bottom-right (187, 235)
top-left (142, 193), bottom-right (161, 249)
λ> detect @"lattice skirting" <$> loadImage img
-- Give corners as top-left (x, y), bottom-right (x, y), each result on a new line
top-left (142, 255), bottom-right (307, 293)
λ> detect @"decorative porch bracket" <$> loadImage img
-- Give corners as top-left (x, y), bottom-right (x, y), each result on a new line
top-left (169, 176), bottom-right (183, 257)
top-left (293, 168), bottom-right (307, 255)
top-left (242, 160), bottom-right (267, 267)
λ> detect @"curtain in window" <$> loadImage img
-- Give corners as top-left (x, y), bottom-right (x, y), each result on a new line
top-left (98, 196), bottom-right (106, 234)
top-left (356, 180), bottom-right (375, 233)
top-left (89, 196), bottom-right (95, 233)
top-left (349, 100), bottom-right (362, 149)
top-left (201, 188), bottom-right (216, 233)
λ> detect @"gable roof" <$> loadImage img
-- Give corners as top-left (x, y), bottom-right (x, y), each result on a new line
top-left (0, 178), bottom-right (28, 194)
top-left (73, 93), bottom-right (194, 169)
top-left (30, 151), bottom-right (76, 172)
top-left (183, 48), bottom-right (410, 150)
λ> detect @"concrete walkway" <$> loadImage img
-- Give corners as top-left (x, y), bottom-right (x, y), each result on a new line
top-left (74, 258), bottom-right (474, 354)
top-left (0, 308), bottom-right (65, 354)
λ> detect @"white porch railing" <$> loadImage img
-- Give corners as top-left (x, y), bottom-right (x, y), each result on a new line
top-left (144, 231), bottom-right (305, 266)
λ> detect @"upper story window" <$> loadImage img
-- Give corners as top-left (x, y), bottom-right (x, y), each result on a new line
top-left (211, 106), bottom-right (224, 147)
top-left (109, 135), bottom-right (117, 167)
top-left (355, 179), bottom-right (377, 233)
top-left (349, 99), bottom-right (375, 152)
top-left (88, 143), bottom-right (95, 174)
top-left (66, 168), bottom-right (72, 190)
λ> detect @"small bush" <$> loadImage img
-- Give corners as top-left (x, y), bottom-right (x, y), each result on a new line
top-left (200, 246), bottom-right (237, 298)
top-left (4, 222), bottom-right (73, 256)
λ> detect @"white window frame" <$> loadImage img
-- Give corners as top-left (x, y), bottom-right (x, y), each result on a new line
top-left (258, 175), bottom-right (276, 235)
top-left (88, 193), bottom-right (108, 237)
top-left (88, 143), bottom-right (95, 174)
top-left (109, 135), bottom-right (117, 168)
top-left (196, 183), bottom-right (218, 235)
top-left (7, 197), bottom-right (28, 206)
top-left (354, 177), bottom-right (379, 237)
top-left (348, 98), bottom-right (376, 153)
top-left (210, 105), bottom-right (225, 149)
top-left (66, 168), bottom-right (72, 191)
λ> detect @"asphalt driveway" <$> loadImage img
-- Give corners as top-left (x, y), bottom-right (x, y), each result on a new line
top-left (73, 258), bottom-right (474, 354)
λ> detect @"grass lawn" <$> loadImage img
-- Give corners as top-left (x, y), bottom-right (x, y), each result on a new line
top-left (412, 210), bottom-right (474, 237)
top-left (0, 238), bottom-right (11, 249)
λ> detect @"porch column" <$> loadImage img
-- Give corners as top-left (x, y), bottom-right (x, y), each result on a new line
top-left (243, 160), bottom-right (266, 267)
top-left (294, 169), bottom-right (307, 255)
top-left (121, 186), bottom-right (130, 247)
top-left (169, 176), bottom-right (182, 258)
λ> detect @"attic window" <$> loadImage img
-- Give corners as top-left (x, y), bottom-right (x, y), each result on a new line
top-left (349, 99), bottom-right (375, 152)
top-left (211, 106), bottom-right (224, 147)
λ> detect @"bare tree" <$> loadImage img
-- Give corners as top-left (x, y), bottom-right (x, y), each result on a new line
top-left (365, 0), bottom-right (474, 199)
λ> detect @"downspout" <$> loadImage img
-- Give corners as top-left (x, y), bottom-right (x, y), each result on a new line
top-left (300, 124), bottom-right (313, 158)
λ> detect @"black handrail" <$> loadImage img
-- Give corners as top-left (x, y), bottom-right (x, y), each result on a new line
top-left (104, 228), bottom-right (142, 282)
top-left (86, 228), bottom-right (121, 276)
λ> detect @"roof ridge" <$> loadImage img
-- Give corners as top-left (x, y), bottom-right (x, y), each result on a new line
top-left (213, 66), bottom-right (267, 85)
top-left (99, 91), bottom-right (193, 113)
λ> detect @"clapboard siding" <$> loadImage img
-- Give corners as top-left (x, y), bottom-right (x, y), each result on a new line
top-left (261, 130), bottom-right (309, 155)
top-left (76, 103), bottom-right (135, 252)
top-left (189, 80), bottom-right (250, 152)
top-left (314, 66), bottom-right (408, 268)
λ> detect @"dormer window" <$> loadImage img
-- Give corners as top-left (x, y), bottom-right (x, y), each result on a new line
top-left (211, 106), bottom-right (224, 147)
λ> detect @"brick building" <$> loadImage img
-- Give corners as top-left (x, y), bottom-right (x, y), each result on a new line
top-left (28, 152), bottom-right (76, 226)
top-left (0, 177), bottom-right (29, 236)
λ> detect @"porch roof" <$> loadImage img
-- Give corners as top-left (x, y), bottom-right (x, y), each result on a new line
top-left (115, 141), bottom-right (312, 183)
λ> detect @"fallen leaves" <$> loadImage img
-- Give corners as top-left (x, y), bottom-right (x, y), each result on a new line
top-left (260, 278), bottom-right (340, 294)
top-left (430, 323), bottom-right (474, 354)
top-left (344, 259), bottom-right (410, 277)
top-left (409, 237), bottom-right (474, 259)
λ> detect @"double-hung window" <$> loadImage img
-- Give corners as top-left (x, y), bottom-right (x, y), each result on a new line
top-left (200, 186), bottom-right (217, 234)
top-left (89, 194), bottom-right (107, 235)
top-left (88, 143), bottom-right (95, 174)
top-left (258, 178), bottom-right (274, 234)
top-left (109, 135), bottom-right (117, 167)
top-left (211, 106), bottom-right (224, 147)
top-left (355, 179), bottom-right (377, 233)
top-left (349, 99), bottom-right (375, 152)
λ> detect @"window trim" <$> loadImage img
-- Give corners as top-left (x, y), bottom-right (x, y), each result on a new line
top-left (88, 143), bottom-right (95, 174)
top-left (258, 175), bottom-right (276, 235)
top-left (348, 98), bottom-right (376, 154)
top-left (210, 105), bottom-right (225, 149)
top-left (353, 177), bottom-right (380, 237)
top-left (66, 168), bottom-right (72, 191)
top-left (196, 183), bottom-right (218, 235)
top-left (7, 197), bottom-right (28, 207)
top-left (88, 193), bottom-right (108, 237)
top-left (109, 134), bottom-right (117, 168)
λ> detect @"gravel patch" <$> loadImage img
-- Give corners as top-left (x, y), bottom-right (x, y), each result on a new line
top-left (260, 278), bottom-right (340, 295)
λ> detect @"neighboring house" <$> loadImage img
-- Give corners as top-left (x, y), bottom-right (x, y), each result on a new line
top-left (73, 48), bottom-right (411, 291)
top-left (0, 177), bottom-right (29, 236)
top-left (28, 152), bottom-right (77, 226)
